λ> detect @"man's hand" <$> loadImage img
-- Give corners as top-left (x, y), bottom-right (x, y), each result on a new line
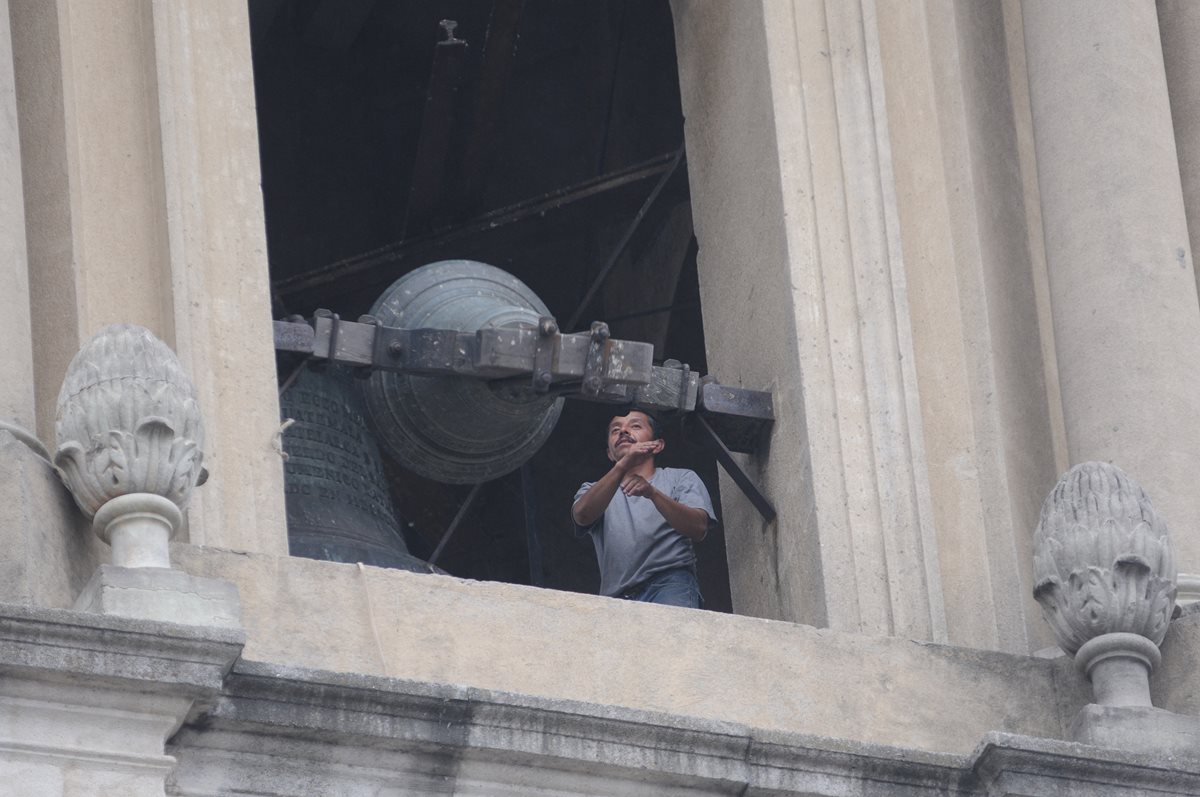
top-left (620, 473), bottom-right (656, 498)
top-left (615, 440), bottom-right (663, 475)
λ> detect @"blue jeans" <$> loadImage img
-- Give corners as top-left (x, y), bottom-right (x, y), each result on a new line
top-left (623, 567), bottom-right (701, 608)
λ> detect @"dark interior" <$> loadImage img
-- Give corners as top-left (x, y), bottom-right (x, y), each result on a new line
top-left (249, 0), bottom-right (732, 612)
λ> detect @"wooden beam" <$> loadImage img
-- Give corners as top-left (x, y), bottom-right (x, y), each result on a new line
top-left (403, 21), bottom-right (468, 237)
top-left (454, 0), bottom-right (525, 217)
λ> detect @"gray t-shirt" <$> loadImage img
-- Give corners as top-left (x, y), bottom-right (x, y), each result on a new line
top-left (573, 467), bottom-right (716, 597)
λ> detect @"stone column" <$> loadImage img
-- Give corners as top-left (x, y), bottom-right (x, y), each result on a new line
top-left (0, 0), bottom-right (35, 436)
top-left (150, 0), bottom-right (288, 556)
top-left (671, 0), bottom-right (946, 639)
top-left (1158, 0), bottom-right (1200, 603)
top-left (1021, 1), bottom-right (1200, 576)
top-left (1158, 0), bottom-right (1200, 293)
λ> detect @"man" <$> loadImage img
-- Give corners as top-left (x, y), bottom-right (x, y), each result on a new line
top-left (571, 408), bottom-right (716, 608)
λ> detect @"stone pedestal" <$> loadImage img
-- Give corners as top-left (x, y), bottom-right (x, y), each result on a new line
top-left (1071, 705), bottom-right (1200, 759)
top-left (74, 564), bottom-right (241, 629)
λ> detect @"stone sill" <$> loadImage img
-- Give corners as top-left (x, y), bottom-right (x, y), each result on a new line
top-left (168, 543), bottom-right (1115, 757)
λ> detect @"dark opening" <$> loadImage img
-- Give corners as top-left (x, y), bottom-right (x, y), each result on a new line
top-left (250, 0), bottom-right (732, 612)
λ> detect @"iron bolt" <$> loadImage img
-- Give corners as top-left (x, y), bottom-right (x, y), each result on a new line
top-left (388, 341), bottom-right (404, 358)
top-left (539, 318), bottom-right (559, 336)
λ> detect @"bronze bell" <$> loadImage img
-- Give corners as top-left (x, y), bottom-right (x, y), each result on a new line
top-left (280, 365), bottom-right (434, 572)
top-left (361, 260), bottom-right (563, 484)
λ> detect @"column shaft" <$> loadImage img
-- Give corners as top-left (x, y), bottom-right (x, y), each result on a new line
top-left (0, 0), bottom-right (36, 433)
top-left (1022, 1), bottom-right (1200, 571)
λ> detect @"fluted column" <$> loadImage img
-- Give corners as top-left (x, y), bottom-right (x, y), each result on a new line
top-left (1022, 1), bottom-right (1200, 576)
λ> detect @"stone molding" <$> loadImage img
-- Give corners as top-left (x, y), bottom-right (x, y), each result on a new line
top-left (167, 661), bottom-right (1200, 796)
top-left (0, 603), bottom-right (243, 796)
top-left (969, 732), bottom-right (1200, 796)
top-left (0, 602), bottom-right (243, 694)
top-left (171, 661), bottom-right (971, 796)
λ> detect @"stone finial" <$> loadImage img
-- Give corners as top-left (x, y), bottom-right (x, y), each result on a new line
top-left (54, 324), bottom-right (205, 568)
top-left (1033, 462), bottom-right (1177, 707)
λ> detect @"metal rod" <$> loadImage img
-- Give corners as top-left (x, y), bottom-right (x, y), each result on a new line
top-left (603, 300), bottom-right (699, 324)
top-left (278, 362), bottom-right (307, 398)
top-left (428, 482), bottom-right (484, 566)
top-left (455, 0), bottom-right (525, 214)
top-left (274, 151), bottom-right (680, 300)
top-left (692, 414), bottom-right (776, 523)
top-left (566, 145), bottom-right (686, 332)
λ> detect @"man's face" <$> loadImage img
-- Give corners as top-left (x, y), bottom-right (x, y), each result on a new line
top-left (606, 411), bottom-right (658, 462)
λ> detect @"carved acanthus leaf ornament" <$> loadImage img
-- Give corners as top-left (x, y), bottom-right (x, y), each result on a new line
top-left (1033, 462), bottom-right (1177, 655)
top-left (54, 324), bottom-right (206, 518)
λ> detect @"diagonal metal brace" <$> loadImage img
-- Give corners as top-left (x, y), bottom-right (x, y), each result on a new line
top-left (688, 413), bottom-right (776, 523)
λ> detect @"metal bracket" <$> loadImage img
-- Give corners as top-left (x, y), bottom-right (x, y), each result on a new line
top-left (531, 316), bottom-right (558, 393)
top-left (310, 310), bottom-right (340, 370)
top-left (581, 321), bottom-right (610, 397)
top-left (373, 327), bottom-right (467, 374)
top-left (697, 381), bottom-right (774, 454)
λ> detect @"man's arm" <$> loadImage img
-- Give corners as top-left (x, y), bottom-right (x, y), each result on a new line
top-left (621, 474), bottom-right (710, 541)
top-left (571, 441), bottom-right (661, 526)
top-left (571, 464), bottom-right (624, 527)
top-left (651, 491), bottom-right (710, 541)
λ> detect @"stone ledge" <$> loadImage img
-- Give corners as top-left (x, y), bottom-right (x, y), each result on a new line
top-left (171, 662), bottom-right (1200, 795)
top-left (969, 732), bottom-right (1200, 796)
top-left (172, 543), bottom-right (1093, 756)
top-left (171, 660), bottom-right (973, 796)
top-left (0, 602), bottom-right (244, 695)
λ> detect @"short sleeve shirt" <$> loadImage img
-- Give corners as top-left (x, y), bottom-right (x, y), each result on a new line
top-left (573, 467), bottom-right (716, 597)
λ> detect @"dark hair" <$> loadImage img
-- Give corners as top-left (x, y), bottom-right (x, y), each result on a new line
top-left (613, 406), bottom-right (662, 440)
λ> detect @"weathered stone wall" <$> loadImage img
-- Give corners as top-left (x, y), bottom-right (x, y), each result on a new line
top-left (174, 543), bottom-right (1094, 758)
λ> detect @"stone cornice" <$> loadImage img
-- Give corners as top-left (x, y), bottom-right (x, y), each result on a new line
top-left (167, 661), bottom-right (1200, 795)
top-left (969, 732), bottom-right (1200, 795)
top-left (0, 602), bottom-right (244, 695)
top-left (178, 660), bottom-right (973, 795)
